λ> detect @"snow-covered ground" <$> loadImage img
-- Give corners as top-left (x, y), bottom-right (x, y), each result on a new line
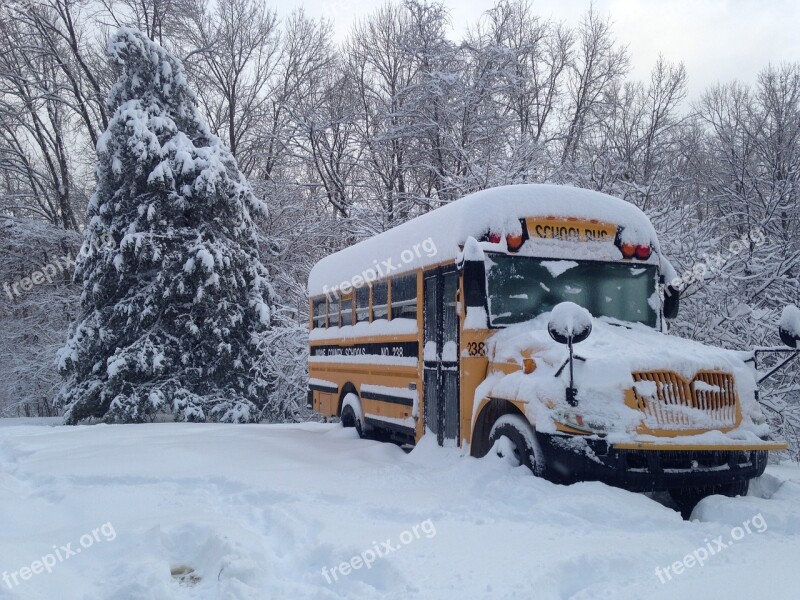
top-left (1, 421), bottom-right (798, 599)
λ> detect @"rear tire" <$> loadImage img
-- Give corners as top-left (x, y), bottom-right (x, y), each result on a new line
top-left (488, 414), bottom-right (541, 475)
top-left (669, 479), bottom-right (749, 519)
top-left (340, 400), bottom-right (365, 439)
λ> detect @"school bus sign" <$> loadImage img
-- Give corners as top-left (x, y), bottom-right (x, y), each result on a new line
top-left (525, 217), bottom-right (616, 243)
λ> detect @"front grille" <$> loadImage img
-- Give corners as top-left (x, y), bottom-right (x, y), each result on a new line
top-left (631, 371), bottom-right (739, 430)
top-left (693, 372), bottom-right (738, 425)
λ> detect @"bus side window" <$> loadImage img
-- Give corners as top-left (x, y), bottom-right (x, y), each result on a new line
top-left (372, 281), bottom-right (389, 321)
top-left (355, 285), bottom-right (370, 323)
top-left (340, 293), bottom-right (354, 327)
top-left (312, 297), bottom-right (326, 329)
top-left (329, 293), bottom-right (340, 327)
top-left (391, 273), bottom-right (417, 320)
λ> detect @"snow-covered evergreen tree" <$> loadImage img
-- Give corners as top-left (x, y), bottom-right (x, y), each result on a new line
top-left (56, 28), bottom-right (274, 424)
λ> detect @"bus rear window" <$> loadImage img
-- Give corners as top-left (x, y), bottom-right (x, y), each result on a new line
top-left (312, 297), bottom-right (326, 329)
top-left (328, 294), bottom-right (340, 327)
top-left (372, 281), bottom-right (388, 321)
top-left (355, 285), bottom-right (370, 322)
top-left (340, 295), bottom-right (354, 327)
top-left (391, 273), bottom-right (417, 320)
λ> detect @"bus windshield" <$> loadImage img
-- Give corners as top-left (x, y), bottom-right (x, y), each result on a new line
top-left (485, 254), bottom-right (659, 328)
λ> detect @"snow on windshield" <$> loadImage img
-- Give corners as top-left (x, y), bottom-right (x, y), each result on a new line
top-left (540, 260), bottom-right (579, 278)
top-left (486, 255), bottom-right (658, 328)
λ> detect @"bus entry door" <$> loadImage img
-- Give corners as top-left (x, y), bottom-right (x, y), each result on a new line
top-left (423, 267), bottom-right (460, 446)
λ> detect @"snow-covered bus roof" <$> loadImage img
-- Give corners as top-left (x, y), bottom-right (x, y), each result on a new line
top-left (308, 184), bottom-right (661, 296)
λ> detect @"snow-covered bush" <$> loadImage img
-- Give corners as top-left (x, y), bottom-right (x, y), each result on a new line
top-left (56, 28), bottom-right (275, 424)
top-left (0, 218), bottom-right (81, 417)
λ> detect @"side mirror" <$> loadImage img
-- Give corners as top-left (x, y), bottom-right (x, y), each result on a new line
top-left (663, 284), bottom-right (680, 320)
top-left (548, 302), bottom-right (593, 345)
top-left (780, 304), bottom-right (800, 348)
top-left (548, 302), bottom-right (592, 407)
top-left (461, 237), bottom-right (487, 309)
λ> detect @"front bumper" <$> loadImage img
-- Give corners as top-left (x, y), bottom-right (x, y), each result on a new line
top-left (537, 433), bottom-right (772, 492)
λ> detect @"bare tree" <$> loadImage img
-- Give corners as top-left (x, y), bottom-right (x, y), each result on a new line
top-left (10, 0), bottom-right (110, 147)
top-left (295, 64), bottom-right (362, 219)
top-left (346, 2), bottom-right (421, 226)
top-left (476, 0), bottom-right (572, 143)
top-left (99, 0), bottom-right (183, 45)
top-left (0, 11), bottom-right (80, 229)
top-left (257, 11), bottom-right (334, 181)
top-left (177, 0), bottom-right (280, 173)
top-left (561, 7), bottom-right (629, 164)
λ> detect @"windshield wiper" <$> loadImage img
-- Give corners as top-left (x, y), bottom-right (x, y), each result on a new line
top-left (599, 317), bottom-right (633, 330)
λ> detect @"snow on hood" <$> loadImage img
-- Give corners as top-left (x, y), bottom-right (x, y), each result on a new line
top-left (480, 314), bottom-right (767, 438)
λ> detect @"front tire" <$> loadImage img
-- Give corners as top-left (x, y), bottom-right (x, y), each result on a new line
top-left (669, 479), bottom-right (750, 518)
top-left (488, 414), bottom-right (541, 475)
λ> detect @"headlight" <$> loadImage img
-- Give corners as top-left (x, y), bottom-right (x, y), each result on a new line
top-left (750, 407), bottom-right (767, 425)
top-left (555, 409), bottom-right (607, 433)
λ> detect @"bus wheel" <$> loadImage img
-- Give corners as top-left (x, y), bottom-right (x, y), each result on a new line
top-left (488, 414), bottom-right (541, 475)
top-left (340, 396), bottom-right (365, 439)
top-left (669, 479), bottom-right (749, 519)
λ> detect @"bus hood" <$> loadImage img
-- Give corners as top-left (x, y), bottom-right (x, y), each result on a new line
top-left (479, 315), bottom-right (770, 439)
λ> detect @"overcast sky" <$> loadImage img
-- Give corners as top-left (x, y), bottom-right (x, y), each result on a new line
top-left (283, 0), bottom-right (800, 99)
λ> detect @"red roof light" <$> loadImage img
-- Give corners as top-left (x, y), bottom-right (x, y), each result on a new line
top-left (620, 243), bottom-right (636, 259)
top-left (506, 233), bottom-right (524, 251)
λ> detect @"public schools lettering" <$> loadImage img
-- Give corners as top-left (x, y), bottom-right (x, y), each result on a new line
top-left (310, 342), bottom-right (416, 358)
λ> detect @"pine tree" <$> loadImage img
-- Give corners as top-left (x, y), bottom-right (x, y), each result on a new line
top-left (56, 28), bottom-right (275, 424)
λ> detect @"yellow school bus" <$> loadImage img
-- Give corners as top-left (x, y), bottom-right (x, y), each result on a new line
top-left (307, 184), bottom-right (791, 513)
